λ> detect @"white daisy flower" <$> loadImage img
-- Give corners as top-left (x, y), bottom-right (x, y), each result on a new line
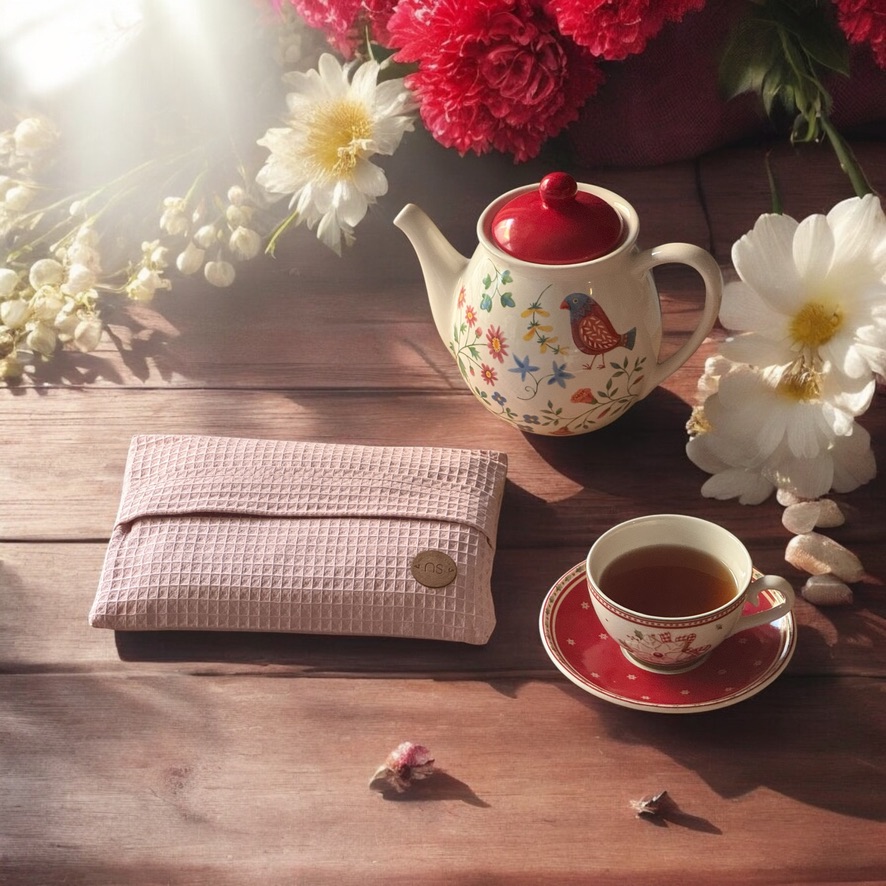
top-left (719, 195), bottom-right (886, 384)
top-left (687, 362), bottom-right (876, 501)
top-left (256, 53), bottom-right (415, 254)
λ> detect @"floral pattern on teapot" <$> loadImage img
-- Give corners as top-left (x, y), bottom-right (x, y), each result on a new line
top-left (450, 259), bottom-right (646, 435)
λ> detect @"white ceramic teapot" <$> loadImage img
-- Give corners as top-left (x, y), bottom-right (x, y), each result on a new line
top-left (394, 172), bottom-right (722, 435)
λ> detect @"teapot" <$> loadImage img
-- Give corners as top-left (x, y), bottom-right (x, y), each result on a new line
top-left (394, 172), bottom-right (722, 436)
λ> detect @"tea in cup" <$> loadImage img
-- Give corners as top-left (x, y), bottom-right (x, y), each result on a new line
top-left (585, 514), bottom-right (795, 673)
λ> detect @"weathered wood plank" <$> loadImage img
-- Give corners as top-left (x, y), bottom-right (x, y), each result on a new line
top-left (17, 266), bottom-right (711, 389)
top-left (13, 129), bottom-right (711, 390)
top-left (699, 139), bottom-right (886, 264)
top-left (2, 384), bottom-right (883, 548)
top-left (3, 674), bottom-right (885, 885)
top-left (3, 542), bottom-right (885, 678)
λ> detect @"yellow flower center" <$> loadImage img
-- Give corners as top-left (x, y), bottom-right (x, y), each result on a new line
top-left (305, 98), bottom-right (373, 181)
top-left (789, 300), bottom-right (843, 349)
top-left (686, 405), bottom-right (710, 436)
top-left (776, 360), bottom-right (821, 402)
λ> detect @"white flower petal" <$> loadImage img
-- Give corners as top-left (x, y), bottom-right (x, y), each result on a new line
top-left (701, 469), bottom-right (774, 504)
top-left (793, 214), bottom-right (834, 282)
top-left (686, 434), bottom-right (728, 474)
top-left (718, 332), bottom-right (793, 367)
top-left (766, 453), bottom-right (834, 499)
top-left (785, 403), bottom-right (828, 459)
top-left (753, 403), bottom-right (790, 460)
top-left (830, 425), bottom-right (877, 492)
top-left (732, 213), bottom-right (801, 306)
top-left (827, 194), bottom-right (886, 274)
top-left (825, 372), bottom-right (876, 417)
top-left (719, 280), bottom-right (789, 334)
top-left (353, 159), bottom-right (388, 198)
top-left (351, 57), bottom-right (381, 97)
top-left (316, 210), bottom-right (344, 254)
top-left (256, 53), bottom-right (414, 253)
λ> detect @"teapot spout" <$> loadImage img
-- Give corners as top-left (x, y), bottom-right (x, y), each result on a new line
top-left (394, 203), bottom-right (469, 346)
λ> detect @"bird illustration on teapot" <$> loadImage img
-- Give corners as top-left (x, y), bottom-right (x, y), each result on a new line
top-left (446, 265), bottom-right (649, 435)
top-left (560, 289), bottom-right (637, 371)
top-left (395, 173), bottom-right (723, 436)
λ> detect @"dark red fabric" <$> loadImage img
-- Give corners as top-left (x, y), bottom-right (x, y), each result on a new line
top-left (566, 0), bottom-right (886, 167)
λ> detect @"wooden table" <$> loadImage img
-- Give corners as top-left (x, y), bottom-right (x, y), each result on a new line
top-left (3, 131), bottom-right (885, 885)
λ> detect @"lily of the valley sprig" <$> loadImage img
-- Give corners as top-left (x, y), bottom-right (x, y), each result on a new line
top-left (3, 0), bottom-right (886, 383)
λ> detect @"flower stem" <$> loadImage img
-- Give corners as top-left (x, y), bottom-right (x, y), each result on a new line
top-left (820, 116), bottom-right (875, 197)
top-left (764, 151), bottom-right (783, 215)
top-left (264, 206), bottom-right (300, 257)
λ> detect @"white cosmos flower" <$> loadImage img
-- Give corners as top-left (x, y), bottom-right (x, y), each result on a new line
top-left (687, 361), bottom-right (876, 501)
top-left (719, 195), bottom-right (886, 384)
top-left (256, 53), bottom-right (415, 254)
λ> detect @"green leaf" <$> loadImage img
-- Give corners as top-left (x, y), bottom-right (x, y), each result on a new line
top-left (718, 0), bottom-right (845, 123)
top-left (719, 16), bottom-right (780, 100)
top-left (766, 0), bottom-right (849, 76)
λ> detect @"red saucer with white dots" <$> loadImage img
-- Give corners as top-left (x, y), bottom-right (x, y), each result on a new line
top-left (539, 562), bottom-right (796, 713)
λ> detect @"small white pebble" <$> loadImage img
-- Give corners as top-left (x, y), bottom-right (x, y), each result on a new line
top-left (782, 499), bottom-right (845, 535)
top-left (801, 574), bottom-right (854, 607)
top-left (814, 499), bottom-right (846, 529)
top-left (786, 532), bottom-right (872, 583)
top-left (777, 488), bottom-right (807, 507)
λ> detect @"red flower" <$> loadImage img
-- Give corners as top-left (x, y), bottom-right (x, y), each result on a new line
top-left (480, 363), bottom-right (499, 385)
top-left (284, 0), bottom-right (399, 57)
top-left (833, 0), bottom-right (886, 69)
top-left (544, 0), bottom-right (706, 61)
top-left (570, 387), bottom-right (597, 403)
top-left (486, 325), bottom-right (509, 362)
top-left (388, 0), bottom-right (603, 162)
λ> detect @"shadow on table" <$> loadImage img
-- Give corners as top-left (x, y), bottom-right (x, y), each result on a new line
top-left (373, 771), bottom-right (491, 808)
top-left (558, 667), bottom-right (886, 823)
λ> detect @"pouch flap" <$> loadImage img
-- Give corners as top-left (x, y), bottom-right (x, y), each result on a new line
top-left (115, 435), bottom-right (508, 541)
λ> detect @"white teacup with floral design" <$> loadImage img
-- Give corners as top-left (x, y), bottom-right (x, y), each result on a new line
top-left (586, 514), bottom-right (795, 673)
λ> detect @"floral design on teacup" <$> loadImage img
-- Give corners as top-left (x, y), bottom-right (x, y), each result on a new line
top-left (619, 629), bottom-right (713, 668)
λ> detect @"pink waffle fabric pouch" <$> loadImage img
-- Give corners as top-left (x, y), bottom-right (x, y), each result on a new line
top-left (89, 435), bottom-right (508, 645)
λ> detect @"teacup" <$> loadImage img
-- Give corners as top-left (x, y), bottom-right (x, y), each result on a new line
top-left (585, 514), bottom-right (795, 673)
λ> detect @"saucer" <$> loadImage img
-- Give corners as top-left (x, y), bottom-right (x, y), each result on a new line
top-left (539, 562), bottom-right (797, 714)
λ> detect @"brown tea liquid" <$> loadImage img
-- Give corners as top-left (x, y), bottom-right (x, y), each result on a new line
top-left (599, 544), bottom-right (737, 617)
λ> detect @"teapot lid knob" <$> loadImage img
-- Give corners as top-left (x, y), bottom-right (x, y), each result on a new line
top-left (539, 172), bottom-right (578, 207)
top-left (491, 172), bottom-right (623, 265)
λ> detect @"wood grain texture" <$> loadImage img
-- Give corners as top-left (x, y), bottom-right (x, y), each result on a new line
top-left (3, 542), bottom-right (885, 678)
top-left (699, 140), bottom-right (886, 263)
top-left (3, 676), bottom-right (886, 885)
top-left (3, 132), bottom-right (886, 884)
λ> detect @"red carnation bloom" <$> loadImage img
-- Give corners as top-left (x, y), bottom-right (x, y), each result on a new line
top-left (388, 0), bottom-right (603, 162)
top-left (362, 0), bottom-right (400, 48)
top-left (833, 0), bottom-right (886, 69)
top-left (544, 0), bottom-right (706, 61)
top-left (285, 0), bottom-right (399, 57)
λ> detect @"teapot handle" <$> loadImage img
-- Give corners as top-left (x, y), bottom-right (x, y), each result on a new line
top-left (631, 243), bottom-right (723, 393)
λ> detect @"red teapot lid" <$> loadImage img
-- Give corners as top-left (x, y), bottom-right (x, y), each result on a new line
top-left (491, 172), bottom-right (623, 264)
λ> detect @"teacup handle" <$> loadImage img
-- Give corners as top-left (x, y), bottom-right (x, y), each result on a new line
top-left (729, 575), bottom-right (796, 635)
top-left (631, 243), bottom-right (723, 393)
